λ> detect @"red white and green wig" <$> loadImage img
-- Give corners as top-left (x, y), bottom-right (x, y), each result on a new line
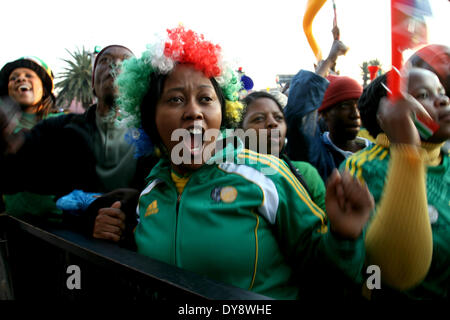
top-left (115, 26), bottom-right (244, 156)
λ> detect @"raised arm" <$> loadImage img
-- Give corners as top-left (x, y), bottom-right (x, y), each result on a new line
top-left (315, 27), bottom-right (348, 78)
top-left (284, 28), bottom-right (348, 176)
top-left (364, 95), bottom-right (433, 290)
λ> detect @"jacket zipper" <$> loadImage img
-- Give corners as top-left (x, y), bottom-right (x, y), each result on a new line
top-left (158, 170), bottom-right (197, 266)
top-left (173, 171), bottom-right (197, 266)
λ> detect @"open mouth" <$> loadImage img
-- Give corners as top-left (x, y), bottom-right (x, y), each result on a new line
top-left (18, 84), bottom-right (32, 93)
top-left (186, 126), bottom-right (205, 155)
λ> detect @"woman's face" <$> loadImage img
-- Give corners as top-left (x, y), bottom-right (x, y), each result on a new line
top-left (155, 64), bottom-right (222, 174)
top-left (408, 68), bottom-right (450, 143)
top-left (7, 67), bottom-right (44, 111)
top-left (241, 97), bottom-right (287, 155)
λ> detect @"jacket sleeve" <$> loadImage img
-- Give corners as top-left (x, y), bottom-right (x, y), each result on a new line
top-left (363, 145), bottom-right (432, 290)
top-left (272, 159), bottom-right (365, 286)
top-left (341, 144), bottom-right (433, 291)
top-left (0, 114), bottom-right (74, 194)
top-left (284, 70), bottom-right (331, 181)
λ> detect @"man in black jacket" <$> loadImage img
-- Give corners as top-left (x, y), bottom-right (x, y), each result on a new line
top-left (0, 45), bottom-right (157, 245)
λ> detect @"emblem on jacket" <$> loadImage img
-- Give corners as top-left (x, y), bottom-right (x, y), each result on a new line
top-left (211, 186), bottom-right (237, 203)
top-left (145, 200), bottom-right (159, 216)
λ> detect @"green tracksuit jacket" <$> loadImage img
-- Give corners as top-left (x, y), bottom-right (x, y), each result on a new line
top-left (135, 143), bottom-right (365, 299)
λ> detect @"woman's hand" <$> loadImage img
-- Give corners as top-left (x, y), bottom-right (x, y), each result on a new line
top-left (377, 95), bottom-right (432, 146)
top-left (325, 169), bottom-right (374, 240)
top-left (0, 98), bottom-right (25, 154)
top-left (93, 201), bottom-right (126, 242)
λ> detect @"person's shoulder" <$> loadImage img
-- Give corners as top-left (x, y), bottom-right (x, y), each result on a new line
top-left (217, 149), bottom-right (289, 184)
top-left (292, 69), bottom-right (327, 84)
top-left (291, 160), bottom-right (319, 176)
top-left (290, 159), bottom-right (325, 190)
top-left (291, 159), bottom-right (323, 182)
top-left (288, 70), bottom-right (329, 95)
top-left (61, 107), bottom-right (96, 130)
top-left (32, 112), bottom-right (75, 132)
top-left (357, 128), bottom-right (376, 143)
top-left (285, 70), bottom-right (329, 112)
top-left (237, 149), bottom-right (288, 172)
top-left (232, 149), bottom-right (308, 194)
top-left (341, 143), bottom-right (390, 185)
top-left (345, 143), bottom-right (388, 164)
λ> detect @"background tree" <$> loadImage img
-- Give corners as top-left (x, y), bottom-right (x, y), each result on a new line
top-left (55, 47), bottom-right (93, 110)
top-left (360, 59), bottom-right (382, 88)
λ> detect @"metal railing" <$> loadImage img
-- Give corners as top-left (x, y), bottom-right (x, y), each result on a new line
top-left (0, 214), bottom-right (271, 301)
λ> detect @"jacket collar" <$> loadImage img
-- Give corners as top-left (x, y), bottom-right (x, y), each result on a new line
top-left (376, 133), bottom-right (444, 166)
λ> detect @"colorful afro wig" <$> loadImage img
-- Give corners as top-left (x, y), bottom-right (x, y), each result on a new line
top-left (115, 26), bottom-right (244, 157)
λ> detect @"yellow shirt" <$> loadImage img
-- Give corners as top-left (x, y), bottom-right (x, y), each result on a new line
top-left (170, 171), bottom-right (191, 195)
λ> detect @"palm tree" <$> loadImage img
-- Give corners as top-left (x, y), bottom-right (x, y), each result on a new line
top-left (360, 59), bottom-right (382, 88)
top-left (55, 47), bottom-right (93, 110)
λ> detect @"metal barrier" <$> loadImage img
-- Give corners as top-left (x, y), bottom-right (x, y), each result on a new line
top-left (0, 214), bottom-right (271, 301)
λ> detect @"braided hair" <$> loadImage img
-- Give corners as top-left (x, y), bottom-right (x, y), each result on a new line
top-left (358, 72), bottom-right (389, 139)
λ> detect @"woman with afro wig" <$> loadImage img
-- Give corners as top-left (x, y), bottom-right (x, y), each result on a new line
top-left (113, 26), bottom-right (375, 300)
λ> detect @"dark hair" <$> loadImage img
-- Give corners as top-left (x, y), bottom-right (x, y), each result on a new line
top-left (35, 87), bottom-right (56, 119)
top-left (240, 91), bottom-right (284, 127)
top-left (358, 72), bottom-right (389, 138)
top-left (140, 66), bottom-right (226, 149)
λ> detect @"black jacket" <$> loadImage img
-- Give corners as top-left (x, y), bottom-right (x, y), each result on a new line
top-left (1, 105), bottom-right (158, 245)
top-left (0, 105), bottom-right (157, 197)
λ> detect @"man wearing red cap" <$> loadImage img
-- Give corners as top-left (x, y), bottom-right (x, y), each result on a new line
top-left (319, 75), bottom-right (371, 168)
top-left (285, 39), bottom-right (371, 182)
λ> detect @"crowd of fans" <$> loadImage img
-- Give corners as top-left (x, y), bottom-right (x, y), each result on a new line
top-left (0, 25), bottom-right (448, 300)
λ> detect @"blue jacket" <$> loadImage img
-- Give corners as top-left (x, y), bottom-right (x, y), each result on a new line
top-left (284, 70), bottom-right (338, 182)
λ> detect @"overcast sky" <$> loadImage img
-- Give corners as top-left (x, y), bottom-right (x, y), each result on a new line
top-left (1, 0), bottom-right (449, 90)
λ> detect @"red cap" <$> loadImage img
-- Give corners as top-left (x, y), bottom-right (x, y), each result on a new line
top-left (318, 75), bottom-right (363, 112)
